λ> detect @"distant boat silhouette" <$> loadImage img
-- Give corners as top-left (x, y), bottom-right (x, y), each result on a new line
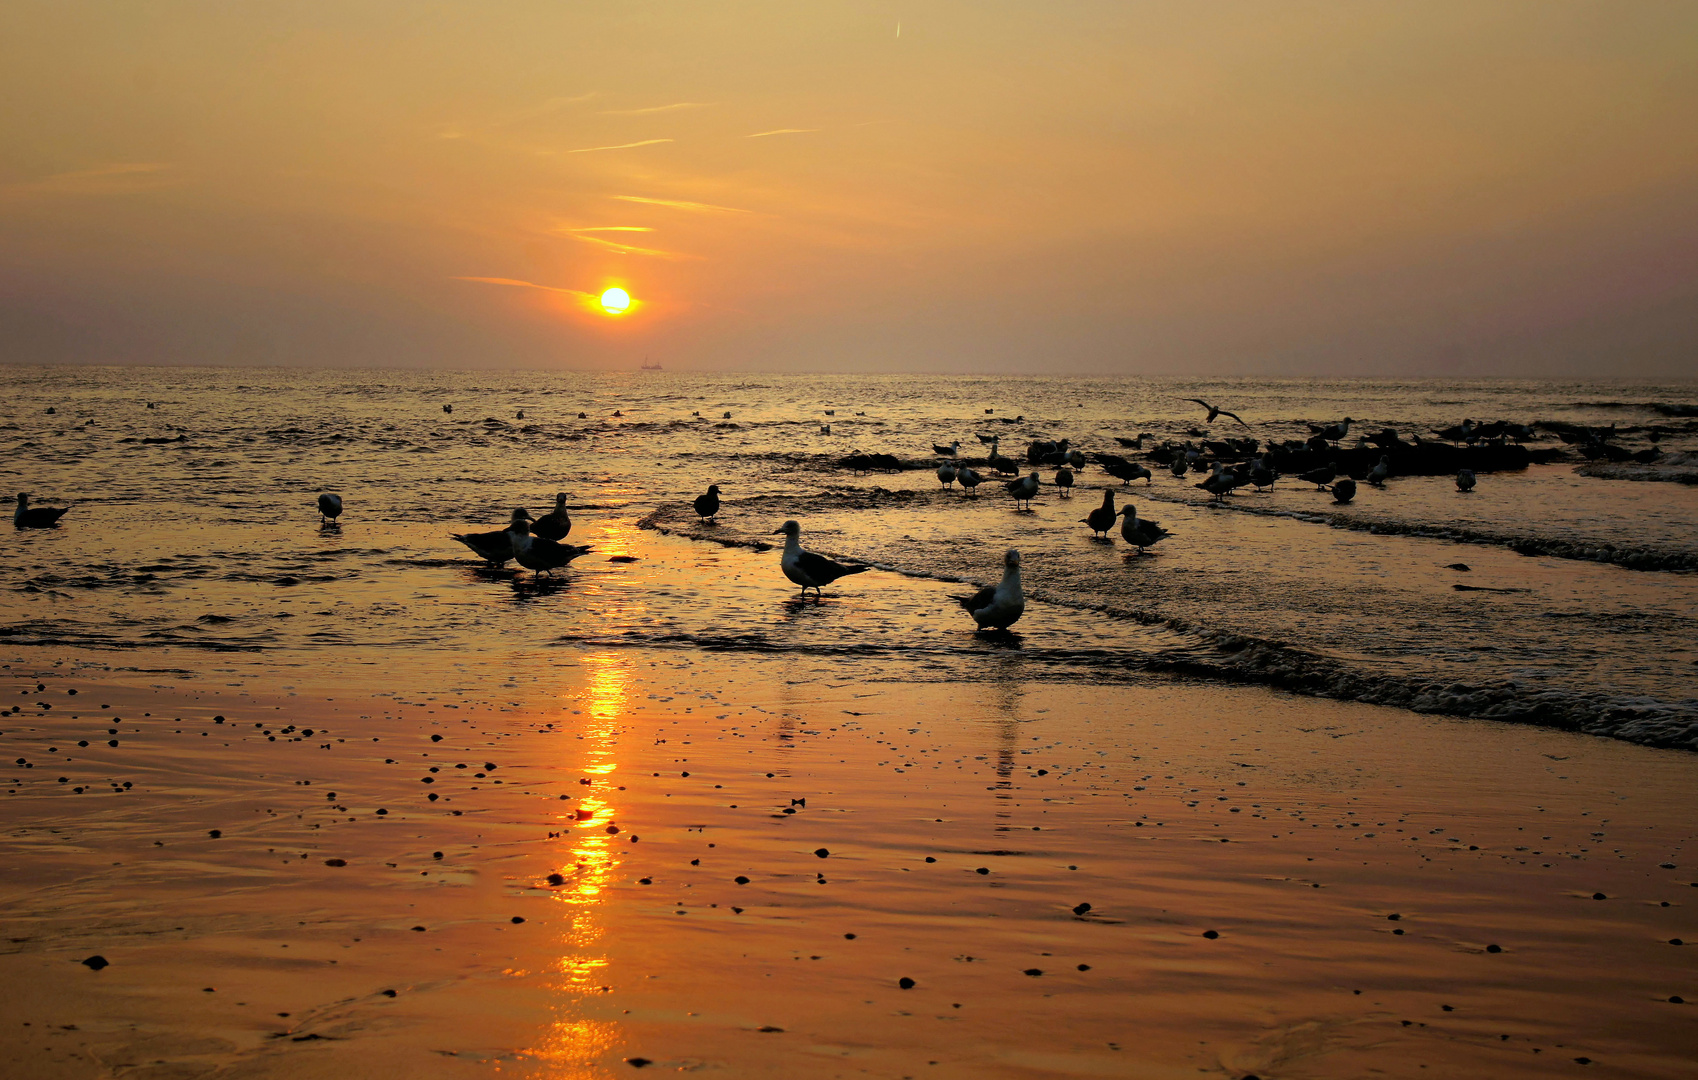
top-left (640, 358), bottom-right (662, 371)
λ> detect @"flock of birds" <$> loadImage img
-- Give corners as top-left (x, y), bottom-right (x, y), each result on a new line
top-left (13, 397), bottom-right (1605, 637)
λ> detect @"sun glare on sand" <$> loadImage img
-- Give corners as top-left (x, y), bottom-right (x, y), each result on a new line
top-left (599, 288), bottom-right (630, 315)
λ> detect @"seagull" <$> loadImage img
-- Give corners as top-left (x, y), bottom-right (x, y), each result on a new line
top-left (1182, 398), bottom-right (1250, 428)
top-left (975, 433), bottom-right (998, 445)
top-left (1006, 472), bottom-right (1040, 510)
top-left (936, 461), bottom-right (957, 490)
top-left (773, 520), bottom-right (870, 598)
top-left (1249, 458), bottom-right (1278, 491)
top-left (694, 484), bottom-right (722, 522)
top-left (1296, 463), bottom-right (1338, 490)
top-left (532, 493), bottom-right (572, 540)
top-left (1082, 489), bottom-right (1117, 537)
top-left (316, 493), bottom-right (343, 524)
top-left (1367, 455), bottom-right (1391, 487)
top-left (987, 438), bottom-right (1018, 476)
top-left (957, 466), bottom-right (982, 497)
top-left (1308, 418), bottom-right (1353, 444)
top-left (13, 493), bottom-right (69, 528)
top-left (443, 404), bottom-right (453, 414)
top-left (1116, 504), bottom-right (1170, 553)
top-left (507, 512), bottom-right (592, 577)
top-left (956, 549), bottom-right (1024, 630)
top-left (1064, 448), bottom-right (1086, 470)
top-left (932, 440), bottom-right (961, 457)
top-left (452, 509), bottom-right (526, 566)
top-left (1456, 468), bottom-right (1476, 492)
top-left (1169, 457), bottom-right (1189, 479)
top-left (515, 410), bottom-right (525, 419)
top-left (1195, 463), bottom-right (1243, 503)
top-left (1331, 477), bottom-right (1357, 504)
top-left (1099, 460), bottom-right (1152, 485)
top-left (1054, 466), bottom-right (1074, 497)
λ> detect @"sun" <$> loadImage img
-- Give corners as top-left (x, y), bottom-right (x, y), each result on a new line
top-left (599, 288), bottom-right (630, 315)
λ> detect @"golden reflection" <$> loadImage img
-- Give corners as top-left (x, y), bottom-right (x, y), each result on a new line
top-left (529, 653), bottom-right (631, 1072)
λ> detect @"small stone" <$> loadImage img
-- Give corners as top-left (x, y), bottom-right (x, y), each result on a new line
top-left (324, 858), bottom-right (347, 867)
top-left (975, 867), bottom-right (989, 875)
top-left (1386, 913), bottom-right (1401, 921)
top-left (381, 989), bottom-right (397, 997)
top-left (1023, 968), bottom-right (1043, 977)
top-left (547, 873), bottom-right (565, 886)
top-left (814, 848), bottom-right (830, 859)
top-left (1077, 963), bottom-right (1091, 971)
top-left (511, 916), bottom-right (525, 924)
top-left (209, 830), bottom-right (222, 838)
top-left (1486, 944), bottom-right (1501, 953)
top-left (925, 856), bottom-right (936, 863)
top-left (734, 876), bottom-right (749, 885)
top-left (376, 809), bottom-right (388, 816)
top-left (626, 1058), bottom-right (651, 1068)
top-left (1072, 903), bottom-right (1091, 916)
top-left (1202, 930), bottom-right (1220, 939)
top-left (844, 933), bottom-right (856, 940)
top-left (898, 977), bottom-right (915, 989)
top-left (1592, 892), bottom-right (1606, 900)
top-left (1670, 996), bottom-right (1685, 1004)
top-left (81, 955), bottom-right (109, 970)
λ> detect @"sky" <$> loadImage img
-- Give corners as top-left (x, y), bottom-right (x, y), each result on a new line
top-left (2, 1), bottom-right (1695, 376)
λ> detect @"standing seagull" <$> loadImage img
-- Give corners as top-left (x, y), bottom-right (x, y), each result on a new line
top-left (1182, 398), bottom-right (1251, 428)
top-left (1053, 466), bottom-right (1074, 497)
top-left (1367, 456), bottom-right (1391, 487)
top-left (772, 520), bottom-right (870, 599)
top-left (452, 509), bottom-right (527, 566)
top-left (316, 493), bottom-right (343, 525)
top-left (1116, 504), bottom-right (1171, 553)
top-left (1331, 477), bottom-right (1357, 505)
top-left (1456, 469), bottom-right (1477, 492)
top-left (932, 440), bottom-right (961, 457)
top-left (13, 493), bottom-right (69, 528)
top-left (936, 461), bottom-right (957, 490)
top-left (533, 493), bottom-right (572, 540)
top-left (1006, 472), bottom-right (1040, 511)
top-left (506, 512), bottom-right (592, 577)
top-left (694, 484), bottom-right (722, 522)
top-left (1296, 463), bottom-right (1338, 491)
top-left (957, 466), bottom-right (982, 498)
top-left (1082, 489), bottom-right (1117, 537)
top-left (956, 549), bottom-right (1025, 630)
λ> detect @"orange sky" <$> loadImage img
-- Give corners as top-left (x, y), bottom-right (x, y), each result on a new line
top-left (2, 2), bottom-right (1695, 374)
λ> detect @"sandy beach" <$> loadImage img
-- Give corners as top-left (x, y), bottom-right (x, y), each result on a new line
top-left (5, 644), bottom-right (1694, 1079)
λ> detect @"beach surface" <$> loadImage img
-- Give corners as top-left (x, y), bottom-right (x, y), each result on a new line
top-left (4, 651), bottom-right (1695, 1080)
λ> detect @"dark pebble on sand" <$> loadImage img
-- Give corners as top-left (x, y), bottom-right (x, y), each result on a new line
top-left (433, 851), bottom-right (443, 859)
top-left (411, 926), bottom-right (426, 932)
top-left (1023, 968), bottom-right (1043, 977)
top-left (925, 856), bottom-right (936, 863)
top-left (1077, 964), bottom-right (1091, 971)
top-left (1593, 892), bottom-right (1607, 900)
top-left (1446, 563), bottom-right (1470, 571)
top-left (638, 878), bottom-right (652, 885)
top-left (814, 848), bottom-right (830, 858)
top-left (209, 830), bottom-right (222, 838)
top-left (81, 955), bottom-right (109, 970)
top-left (975, 867), bottom-right (989, 875)
top-left (1486, 944), bottom-right (1502, 953)
top-left (511, 916), bottom-right (525, 924)
top-left (1202, 930), bottom-right (1220, 939)
top-left (376, 809), bottom-right (388, 815)
top-left (1669, 938), bottom-right (1684, 946)
top-left (1670, 996), bottom-right (1685, 1004)
top-left (734, 876), bottom-right (750, 884)
top-left (844, 933), bottom-right (856, 939)
top-left (324, 858), bottom-right (347, 867)
top-left (1574, 1058), bottom-right (1591, 1065)
top-left (1073, 903), bottom-right (1091, 915)
top-left (382, 989), bottom-right (397, 997)
top-left (898, 977), bottom-right (915, 989)
top-left (547, 873), bottom-right (565, 886)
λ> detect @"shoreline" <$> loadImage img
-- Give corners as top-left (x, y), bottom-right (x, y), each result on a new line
top-left (4, 651), bottom-right (1695, 1078)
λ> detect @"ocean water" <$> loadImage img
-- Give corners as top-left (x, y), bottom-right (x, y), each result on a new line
top-left (2, 366), bottom-right (1694, 748)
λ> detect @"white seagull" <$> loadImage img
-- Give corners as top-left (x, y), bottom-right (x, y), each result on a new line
top-left (956, 549), bottom-right (1025, 630)
top-left (773, 520), bottom-right (871, 599)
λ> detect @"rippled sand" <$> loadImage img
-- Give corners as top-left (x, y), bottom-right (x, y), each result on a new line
top-left (4, 656), bottom-right (1694, 1079)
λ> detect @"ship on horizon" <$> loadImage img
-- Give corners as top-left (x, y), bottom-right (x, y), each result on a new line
top-left (640, 357), bottom-right (662, 371)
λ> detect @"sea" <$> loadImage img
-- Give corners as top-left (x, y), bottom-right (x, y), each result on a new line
top-left (2, 366), bottom-right (1694, 749)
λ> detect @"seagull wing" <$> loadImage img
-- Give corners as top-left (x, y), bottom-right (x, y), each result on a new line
top-left (956, 586), bottom-right (995, 614)
top-left (1219, 409), bottom-right (1251, 428)
top-left (797, 548), bottom-right (868, 585)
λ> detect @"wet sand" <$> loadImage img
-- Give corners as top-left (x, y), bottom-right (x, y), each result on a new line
top-left (3, 656), bottom-right (1695, 1079)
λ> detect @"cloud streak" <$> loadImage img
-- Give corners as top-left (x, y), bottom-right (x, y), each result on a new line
top-left (570, 234), bottom-right (698, 259)
top-left (566, 138), bottom-right (675, 154)
top-left (601, 102), bottom-right (714, 115)
top-left (1, 162), bottom-right (175, 198)
top-left (611, 194), bottom-right (750, 214)
top-left (452, 276), bottom-right (596, 300)
top-left (746, 128), bottom-right (819, 138)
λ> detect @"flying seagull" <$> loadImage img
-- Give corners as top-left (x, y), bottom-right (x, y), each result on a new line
top-left (13, 493), bottom-right (69, 528)
top-left (773, 520), bottom-right (871, 599)
top-left (956, 549), bottom-right (1025, 630)
top-left (1182, 398), bottom-right (1250, 428)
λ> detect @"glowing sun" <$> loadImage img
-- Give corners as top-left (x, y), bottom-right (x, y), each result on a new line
top-left (599, 288), bottom-right (631, 314)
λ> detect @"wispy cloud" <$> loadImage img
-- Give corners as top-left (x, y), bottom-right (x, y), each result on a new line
top-left (746, 128), bottom-right (820, 138)
top-left (566, 138), bottom-right (675, 154)
top-left (1, 162), bottom-right (175, 198)
top-left (570, 234), bottom-right (698, 260)
top-left (452, 276), bottom-right (594, 300)
top-left (567, 226), bottom-right (654, 233)
top-left (612, 195), bottom-right (750, 214)
top-left (601, 102), bottom-right (715, 116)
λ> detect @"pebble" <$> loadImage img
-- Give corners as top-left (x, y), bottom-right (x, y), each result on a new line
top-left (814, 848), bottom-right (830, 858)
top-left (1023, 968), bottom-right (1043, 976)
top-left (511, 916), bottom-right (525, 924)
top-left (898, 977), bottom-right (915, 989)
top-left (1202, 930), bottom-right (1220, 939)
top-left (324, 858), bottom-right (347, 867)
top-left (625, 1057), bottom-right (651, 1068)
top-left (81, 955), bottom-right (109, 970)
top-left (1072, 903), bottom-right (1091, 915)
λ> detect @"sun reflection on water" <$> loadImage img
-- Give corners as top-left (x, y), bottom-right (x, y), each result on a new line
top-left (530, 653), bottom-right (629, 1073)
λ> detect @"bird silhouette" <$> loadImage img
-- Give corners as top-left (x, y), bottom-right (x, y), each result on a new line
top-left (773, 520), bottom-right (871, 599)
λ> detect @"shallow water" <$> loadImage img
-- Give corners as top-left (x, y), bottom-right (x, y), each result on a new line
top-left (1, 366), bottom-right (1695, 747)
